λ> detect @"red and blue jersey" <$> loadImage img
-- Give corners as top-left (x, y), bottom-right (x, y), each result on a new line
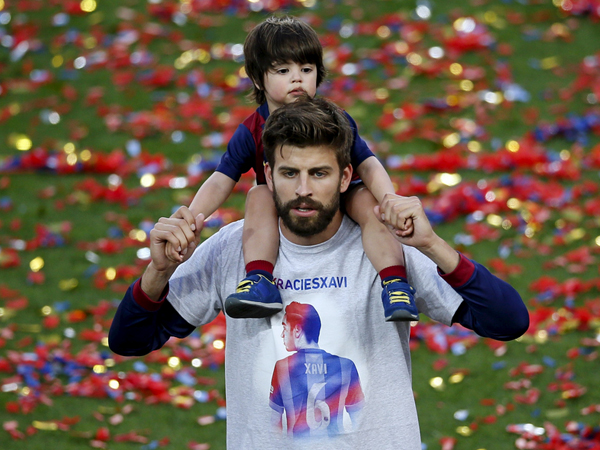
top-left (269, 348), bottom-right (364, 438)
top-left (215, 103), bottom-right (375, 185)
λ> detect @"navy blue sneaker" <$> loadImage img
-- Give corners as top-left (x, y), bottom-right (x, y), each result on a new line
top-left (381, 278), bottom-right (419, 322)
top-left (225, 274), bottom-right (283, 318)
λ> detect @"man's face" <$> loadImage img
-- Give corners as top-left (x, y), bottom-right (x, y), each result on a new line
top-left (266, 144), bottom-right (352, 245)
top-left (281, 317), bottom-right (297, 352)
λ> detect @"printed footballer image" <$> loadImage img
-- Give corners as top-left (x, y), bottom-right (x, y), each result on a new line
top-left (269, 302), bottom-right (365, 438)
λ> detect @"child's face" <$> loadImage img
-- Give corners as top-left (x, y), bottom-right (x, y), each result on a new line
top-left (262, 62), bottom-right (318, 111)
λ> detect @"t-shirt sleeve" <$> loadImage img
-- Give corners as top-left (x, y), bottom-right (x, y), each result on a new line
top-left (403, 246), bottom-right (464, 325)
top-left (215, 124), bottom-right (257, 182)
top-left (345, 112), bottom-right (376, 169)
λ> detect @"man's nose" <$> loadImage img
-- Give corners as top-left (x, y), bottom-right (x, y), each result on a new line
top-left (295, 174), bottom-right (312, 197)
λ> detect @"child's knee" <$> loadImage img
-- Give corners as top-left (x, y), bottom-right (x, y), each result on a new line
top-left (247, 184), bottom-right (272, 203)
top-left (246, 185), bottom-right (275, 213)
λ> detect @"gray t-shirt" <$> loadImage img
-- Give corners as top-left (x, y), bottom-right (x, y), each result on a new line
top-left (167, 216), bottom-right (463, 450)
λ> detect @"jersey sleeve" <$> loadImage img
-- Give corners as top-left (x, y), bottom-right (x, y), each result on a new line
top-left (108, 279), bottom-right (196, 356)
top-left (215, 124), bottom-right (257, 182)
top-left (345, 111), bottom-right (376, 170)
top-left (269, 361), bottom-right (285, 413)
top-left (444, 254), bottom-right (529, 341)
top-left (404, 246), bottom-right (528, 341)
top-left (344, 361), bottom-right (365, 412)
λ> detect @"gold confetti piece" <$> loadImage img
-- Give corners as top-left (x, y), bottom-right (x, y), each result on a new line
top-left (429, 377), bottom-right (445, 391)
top-left (80, 0), bottom-right (97, 13)
top-left (456, 425), bottom-right (474, 436)
top-left (449, 373), bottom-right (465, 384)
top-left (29, 257), bottom-right (44, 272)
top-left (546, 408), bottom-right (570, 418)
top-left (97, 406), bottom-right (117, 414)
top-left (59, 278), bottom-right (79, 291)
top-left (32, 421), bottom-right (59, 431)
top-left (17, 324), bottom-right (42, 333)
top-left (541, 56), bottom-right (560, 70)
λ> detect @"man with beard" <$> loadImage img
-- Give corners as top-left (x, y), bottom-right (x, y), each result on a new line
top-left (109, 97), bottom-right (528, 449)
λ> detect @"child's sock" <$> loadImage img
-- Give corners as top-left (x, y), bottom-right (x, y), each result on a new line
top-left (379, 265), bottom-right (408, 284)
top-left (246, 260), bottom-right (275, 281)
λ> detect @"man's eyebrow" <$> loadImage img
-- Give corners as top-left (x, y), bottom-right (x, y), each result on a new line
top-left (309, 165), bottom-right (334, 172)
top-left (277, 165), bottom-right (297, 172)
top-left (276, 164), bottom-right (334, 173)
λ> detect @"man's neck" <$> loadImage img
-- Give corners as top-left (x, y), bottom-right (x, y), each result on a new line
top-left (279, 211), bottom-right (344, 246)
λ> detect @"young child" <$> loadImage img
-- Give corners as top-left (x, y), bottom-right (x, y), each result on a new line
top-left (177, 16), bottom-right (418, 322)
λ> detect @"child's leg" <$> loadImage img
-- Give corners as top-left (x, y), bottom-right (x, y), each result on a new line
top-left (344, 185), bottom-right (419, 322)
top-left (242, 185), bottom-right (279, 274)
top-left (225, 185), bottom-right (282, 318)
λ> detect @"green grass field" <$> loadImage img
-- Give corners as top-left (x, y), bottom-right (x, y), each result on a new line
top-left (1, 0), bottom-right (600, 449)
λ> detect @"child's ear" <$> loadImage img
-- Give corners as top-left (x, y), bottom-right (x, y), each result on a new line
top-left (249, 75), bottom-right (262, 90)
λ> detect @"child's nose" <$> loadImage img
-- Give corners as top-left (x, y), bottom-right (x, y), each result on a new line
top-left (290, 68), bottom-right (302, 82)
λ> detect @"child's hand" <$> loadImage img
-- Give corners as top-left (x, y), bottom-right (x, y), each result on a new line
top-left (165, 240), bottom-right (183, 263)
top-left (149, 208), bottom-right (204, 272)
top-left (376, 194), bottom-right (438, 250)
top-left (374, 196), bottom-right (414, 237)
top-left (396, 216), bottom-right (414, 237)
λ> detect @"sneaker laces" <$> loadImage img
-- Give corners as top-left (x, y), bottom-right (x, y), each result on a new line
top-left (383, 278), bottom-right (412, 305)
top-left (235, 275), bottom-right (271, 294)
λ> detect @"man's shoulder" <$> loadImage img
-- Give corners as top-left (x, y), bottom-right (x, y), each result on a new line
top-left (210, 219), bottom-right (244, 241)
top-left (199, 220), bottom-right (244, 253)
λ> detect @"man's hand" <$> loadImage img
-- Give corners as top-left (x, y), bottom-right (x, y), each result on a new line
top-left (375, 194), bottom-right (435, 249)
top-left (150, 207), bottom-right (204, 272)
top-left (375, 194), bottom-right (461, 273)
top-left (140, 207), bottom-right (204, 301)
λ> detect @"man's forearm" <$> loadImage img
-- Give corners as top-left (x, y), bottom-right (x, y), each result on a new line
top-left (109, 280), bottom-right (195, 356)
top-left (417, 235), bottom-right (461, 274)
top-left (141, 262), bottom-right (176, 301)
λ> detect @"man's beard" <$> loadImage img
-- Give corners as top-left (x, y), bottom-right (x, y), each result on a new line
top-left (273, 184), bottom-right (341, 238)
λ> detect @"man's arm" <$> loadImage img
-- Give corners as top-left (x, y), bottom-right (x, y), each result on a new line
top-left (377, 194), bottom-right (529, 340)
top-left (437, 253), bottom-right (529, 340)
top-left (109, 280), bottom-right (195, 356)
top-left (109, 207), bottom-right (204, 355)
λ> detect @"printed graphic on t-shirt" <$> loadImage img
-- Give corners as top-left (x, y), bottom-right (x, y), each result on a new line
top-left (269, 302), bottom-right (364, 438)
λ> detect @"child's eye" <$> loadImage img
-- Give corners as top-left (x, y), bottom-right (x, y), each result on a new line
top-left (301, 67), bottom-right (313, 73)
top-left (276, 68), bottom-right (289, 74)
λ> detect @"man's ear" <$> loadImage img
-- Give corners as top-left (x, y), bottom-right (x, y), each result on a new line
top-left (265, 163), bottom-right (274, 192)
top-left (339, 164), bottom-right (353, 194)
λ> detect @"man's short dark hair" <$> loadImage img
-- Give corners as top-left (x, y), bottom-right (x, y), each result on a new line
top-left (244, 15), bottom-right (327, 105)
top-left (262, 96), bottom-right (353, 172)
top-left (285, 302), bottom-right (321, 344)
